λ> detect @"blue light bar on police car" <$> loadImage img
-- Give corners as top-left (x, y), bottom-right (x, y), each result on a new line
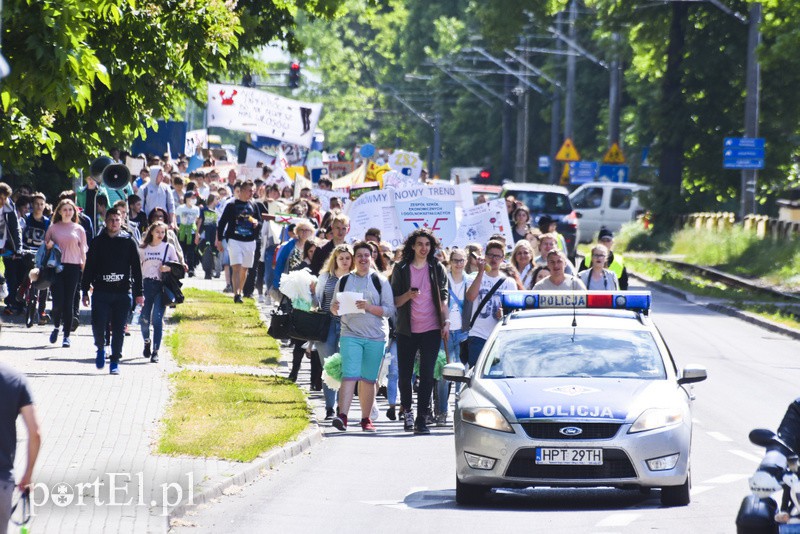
top-left (501, 291), bottom-right (651, 312)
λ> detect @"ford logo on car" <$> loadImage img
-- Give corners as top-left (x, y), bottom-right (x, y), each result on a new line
top-left (559, 426), bottom-right (583, 436)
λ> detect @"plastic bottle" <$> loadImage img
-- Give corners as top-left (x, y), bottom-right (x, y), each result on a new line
top-left (131, 303), bottom-right (143, 324)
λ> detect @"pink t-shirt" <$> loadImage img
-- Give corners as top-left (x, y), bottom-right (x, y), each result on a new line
top-left (410, 263), bottom-right (440, 333)
top-left (44, 222), bottom-right (87, 265)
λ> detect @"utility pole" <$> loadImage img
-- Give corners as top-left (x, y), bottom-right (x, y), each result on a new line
top-left (564, 0), bottom-right (578, 141)
top-left (741, 2), bottom-right (761, 220)
top-left (432, 112), bottom-right (442, 179)
top-left (550, 12), bottom-right (563, 185)
top-left (501, 74), bottom-right (514, 181)
top-left (608, 32), bottom-right (622, 146)
top-left (514, 37), bottom-right (531, 183)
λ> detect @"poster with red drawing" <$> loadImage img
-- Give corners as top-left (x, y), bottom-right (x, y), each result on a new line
top-left (206, 83), bottom-right (323, 148)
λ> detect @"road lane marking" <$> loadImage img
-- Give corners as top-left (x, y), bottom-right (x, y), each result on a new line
top-left (690, 485), bottom-right (713, 496)
top-left (707, 431), bottom-right (734, 442)
top-left (595, 513), bottom-right (640, 527)
top-left (703, 473), bottom-right (750, 485)
top-left (729, 449), bottom-right (763, 464)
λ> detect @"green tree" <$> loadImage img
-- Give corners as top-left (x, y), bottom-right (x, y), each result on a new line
top-left (0, 0), bottom-right (345, 181)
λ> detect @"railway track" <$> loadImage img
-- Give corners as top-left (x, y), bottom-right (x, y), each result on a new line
top-left (653, 257), bottom-right (800, 303)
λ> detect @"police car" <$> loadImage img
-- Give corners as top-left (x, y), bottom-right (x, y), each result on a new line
top-left (443, 291), bottom-right (707, 507)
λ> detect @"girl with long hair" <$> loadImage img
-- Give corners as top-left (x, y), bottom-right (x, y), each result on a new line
top-left (44, 199), bottom-right (88, 347)
top-left (510, 240), bottom-right (536, 289)
top-left (138, 221), bottom-right (179, 363)
top-left (314, 244), bottom-right (354, 418)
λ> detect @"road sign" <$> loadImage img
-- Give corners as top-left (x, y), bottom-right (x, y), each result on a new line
top-left (538, 155), bottom-right (550, 172)
top-left (555, 138), bottom-right (580, 162)
top-left (723, 137), bottom-right (765, 170)
top-left (598, 164), bottom-right (629, 183)
top-left (359, 143), bottom-right (376, 158)
top-left (569, 161), bottom-right (598, 184)
top-left (602, 143), bottom-right (625, 164)
top-left (724, 137), bottom-right (765, 149)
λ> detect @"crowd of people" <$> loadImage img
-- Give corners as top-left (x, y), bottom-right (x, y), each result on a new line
top-left (0, 151), bottom-right (631, 427)
top-left (269, 190), bottom-right (631, 436)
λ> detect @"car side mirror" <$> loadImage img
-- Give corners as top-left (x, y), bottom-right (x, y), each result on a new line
top-left (677, 364), bottom-right (707, 385)
top-left (443, 362), bottom-right (470, 384)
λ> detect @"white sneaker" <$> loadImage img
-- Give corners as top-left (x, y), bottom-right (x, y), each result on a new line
top-left (370, 404), bottom-right (379, 421)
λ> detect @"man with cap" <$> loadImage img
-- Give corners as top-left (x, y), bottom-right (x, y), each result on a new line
top-left (536, 215), bottom-right (568, 254)
top-left (578, 228), bottom-right (629, 290)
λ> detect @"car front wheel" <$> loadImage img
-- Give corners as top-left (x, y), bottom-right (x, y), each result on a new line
top-left (455, 477), bottom-right (489, 506)
top-left (661, 472), bottom-right (691, 507)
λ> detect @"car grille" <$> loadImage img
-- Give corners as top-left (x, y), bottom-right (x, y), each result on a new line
top-left (505, 448), bottom-right (637, 479)
top-left (520, 422), bottom-right (622, 440)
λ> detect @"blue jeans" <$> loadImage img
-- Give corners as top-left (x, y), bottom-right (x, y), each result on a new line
top-left (467, 336), bottom-right (488, 368)
top-left (263, 244), bottom-right (277, 292)
top-left (315, 317), bottom-right (340, 410)
top-left (141, 278), bottom-right (166, 350)
top-left (386, 339), bottom-right (398, 405)
top-left (435, 329), bottom-right (468, 416)
top-left (91, 291), bottom-right (132, 362)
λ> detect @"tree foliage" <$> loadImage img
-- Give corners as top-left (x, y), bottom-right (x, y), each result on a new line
top-left (0, 0), bottom-right (345, 179)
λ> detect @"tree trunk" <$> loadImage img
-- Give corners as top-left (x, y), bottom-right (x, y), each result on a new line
top-left (654, 2), bottom-right (690, 233)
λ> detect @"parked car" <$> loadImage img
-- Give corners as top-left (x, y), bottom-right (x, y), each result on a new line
top-left (501, 183), bottom-right (579, 258)
top-left (570, 182), bottom-right (650, 243)
top-left (471, 184), bottom-right (503, 204)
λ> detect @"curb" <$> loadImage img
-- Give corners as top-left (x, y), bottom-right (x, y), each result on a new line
top-left (630, 273), bottom-right (800, 341)
top-left (167, 414), bottom-right (323, 525)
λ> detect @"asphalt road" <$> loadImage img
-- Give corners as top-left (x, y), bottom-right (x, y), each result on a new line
top-left (172, 285), bottom-right (800, 534)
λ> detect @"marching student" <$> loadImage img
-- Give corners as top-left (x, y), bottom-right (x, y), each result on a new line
top-left (81, 208), bottom-right (144, 374)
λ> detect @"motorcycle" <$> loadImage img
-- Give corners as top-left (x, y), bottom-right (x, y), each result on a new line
top-left (736, 428), bottom-right (800, 533)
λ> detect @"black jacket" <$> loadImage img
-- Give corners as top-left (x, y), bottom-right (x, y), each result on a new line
top-left (390, 259), bottom-right (448, 337)
top-left (1, 201), bottom-right (22, 253)
top-left (81, 230), bottom-right (143, 297)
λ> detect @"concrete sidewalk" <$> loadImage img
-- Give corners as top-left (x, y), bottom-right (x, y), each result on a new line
top-left (5, 274), bottom-right (316, 533)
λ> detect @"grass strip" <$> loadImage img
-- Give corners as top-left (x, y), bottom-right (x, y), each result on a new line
top-left (166, 287), bottom-right (281, 367)
top-left (627, 257), bottom-right (800, 330)
top-left (159, 370), bottom-right (309, 462)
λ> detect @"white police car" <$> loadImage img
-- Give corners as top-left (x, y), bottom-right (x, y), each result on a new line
top-left (444, 291), bottom-right (707, 507)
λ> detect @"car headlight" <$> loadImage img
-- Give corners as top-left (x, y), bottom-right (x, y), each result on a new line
top-left (461, 407), bottom-right (514, 433)
top-left (628, 408), bottom-right (683, 434)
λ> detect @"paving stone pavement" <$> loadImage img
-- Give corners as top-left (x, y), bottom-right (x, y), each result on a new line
top-left (4, 273), bottom-right (312, 533)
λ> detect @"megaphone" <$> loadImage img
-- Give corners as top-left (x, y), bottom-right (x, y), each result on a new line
top-left (90, 156), bottom-right (131, 190)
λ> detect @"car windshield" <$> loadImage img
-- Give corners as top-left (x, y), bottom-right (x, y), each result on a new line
top-left (510, 191), bottom-right (572, 215)
top-left (482, 328), bottom-right (666, 379)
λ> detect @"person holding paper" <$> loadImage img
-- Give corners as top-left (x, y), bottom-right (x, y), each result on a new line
top-left (330, 241), bottom-right (395, 433)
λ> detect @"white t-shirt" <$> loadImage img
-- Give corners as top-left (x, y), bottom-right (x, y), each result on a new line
top-left (447, 272), bottom-right (475, 331)
top-left (469, 273), bottom-right (517, 340)
top-left (175, 204), bottom-right (200, 226)
top-left (533, 275), bottom-right (587, 291)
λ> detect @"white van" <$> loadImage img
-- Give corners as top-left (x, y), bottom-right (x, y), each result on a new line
top-left (569, 182), bottom-right (649, 243)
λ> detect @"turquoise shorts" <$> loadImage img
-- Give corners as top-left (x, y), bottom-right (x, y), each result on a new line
top-left (339, 336), bottom-right (387, 383)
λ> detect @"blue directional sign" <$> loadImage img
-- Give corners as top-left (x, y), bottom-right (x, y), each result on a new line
top-left (598, 164), bottom-right (629, 183)
top-left (723, 137), bottom-right (765, 169)
top-left (569, 161), bottom-right (598, 184)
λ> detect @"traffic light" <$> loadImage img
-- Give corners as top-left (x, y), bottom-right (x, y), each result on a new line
top-left (288, 62), bottom-right (300, 88)
top-left (478, 168), bottom-right (491, 181)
